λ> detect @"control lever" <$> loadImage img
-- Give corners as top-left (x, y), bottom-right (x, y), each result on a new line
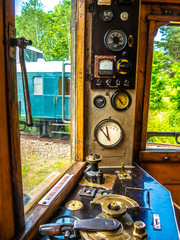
top-left (39, 218), bottom-right (121, 239)
top-left (10, 37), bottom-right (33, 127)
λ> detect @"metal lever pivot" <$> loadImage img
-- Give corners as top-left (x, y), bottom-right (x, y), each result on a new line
top-left (10, 37), bottom-right (33, 127)
top-left (39, 218), bottom-right (121, 239)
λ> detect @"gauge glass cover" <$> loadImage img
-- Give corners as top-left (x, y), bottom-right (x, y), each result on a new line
top-left (100, 9), bottom-right (113, 22)
top-left (99, 59), bottom-right (113, 70)
top-left (111, 90), bottom-right (131, 111)
top-left (94, 119), bottom-right (123, 148)
top-left (93, 95), bottom-right (106, 108)
top-left (104, 29), bottom-right (127, 52)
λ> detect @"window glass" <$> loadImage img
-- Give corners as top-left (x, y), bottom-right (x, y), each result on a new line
top-left (146, 25), bottom-right (180, 149)
top-left (34, 76), bottom-right (43, 95)
top-left (15, 0), bottom-right (73, 207)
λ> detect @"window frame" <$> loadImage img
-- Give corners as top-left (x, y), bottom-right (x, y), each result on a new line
top-left (134, 7), bottom-right (180, 162)
top-left (1, 0), bottom-right (86, 238)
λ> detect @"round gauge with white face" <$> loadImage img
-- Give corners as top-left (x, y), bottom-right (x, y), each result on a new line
top-left (104, 29), bottom-right (127, 52)
top-left (94, 119), bottom-right (123, 148)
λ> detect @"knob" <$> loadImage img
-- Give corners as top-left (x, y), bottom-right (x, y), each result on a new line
top-left (124, 79), bottom-right (130, 86)
top-left (117, 59), bottom-right (132, 74)
top-left (96, 79), bottom-right (102, 86)
top-left (106, 79), bottom-right (112, 86)
top-left (133, 221), bottom-right (147, 239)
top-left (116, 79), bottom-right (121, 86)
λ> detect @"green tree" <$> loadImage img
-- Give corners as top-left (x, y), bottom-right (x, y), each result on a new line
top-left (149, 50), bottom-right (167, 109)
top-left (155, 26), bottom-right (180, 72)
top-left (15, 0), bottom-right (47, 49)
top-left (15, 0), bottom-right (71, 61)
top-left (41, 0), bottom-right (71, 60)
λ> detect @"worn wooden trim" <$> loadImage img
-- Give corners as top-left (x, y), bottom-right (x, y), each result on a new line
top-left (3, 0), bottom-right (25, 235)
top-left (76, 0), bottom-right (86, 161)
top-left (147, 15), bottom-right (180, 22)
top-left (24, 163), bottom-right (74, 213)
top-left (142, 0), bottom-right (180, 4)
top-left (18, 162), bottom-right (87, 240)
top-left (139, 151), bottom-right (180, 162)
top-left (133, 4), bottom-right (152, 161)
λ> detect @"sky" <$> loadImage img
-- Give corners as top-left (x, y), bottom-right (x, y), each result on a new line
top-left (15, 0), bottom-right (61, 15)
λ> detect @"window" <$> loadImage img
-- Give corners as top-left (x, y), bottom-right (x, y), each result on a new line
top-left (15, 0), bottom-right (73, 208)
top-left (33, 76), bottom-right (43, 95)
top-left (58, 77), bottom-right (71, 96)
top-left (146, 26), bottom-right (180, 149)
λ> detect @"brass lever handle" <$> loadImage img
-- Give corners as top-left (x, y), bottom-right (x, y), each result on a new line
top-left (11, 37), bottom-right (33, 127)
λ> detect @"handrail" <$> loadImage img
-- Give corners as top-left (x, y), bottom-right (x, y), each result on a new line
top-left (147, 131), bottom-right (180, 144)
top-left (62, 59), bottom-right (71, 124)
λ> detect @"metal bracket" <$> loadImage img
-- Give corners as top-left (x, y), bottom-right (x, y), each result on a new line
top-left (9, 24), bottom-right (16, 59)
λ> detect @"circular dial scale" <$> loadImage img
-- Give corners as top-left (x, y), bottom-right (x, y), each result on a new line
top-left (111, 90), bottom-right (131, 111)
top-left (99, 59), bottom-right (113, 70)
top-left (104, 29), bottom-right (127, 52)
top-left (94, 119), bottom-right (123, 148)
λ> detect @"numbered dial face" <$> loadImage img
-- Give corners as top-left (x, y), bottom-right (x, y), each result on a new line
top-left (94, 119), bottom-right (123, 148)
top-left (104, 29), bottom-right (127, 52)
top-left (98, 59), bottom-right (114, 76)
top-left (111, 90), bottom-right (131, 111)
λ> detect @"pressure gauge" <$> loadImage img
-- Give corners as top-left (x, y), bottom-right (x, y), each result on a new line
top-left (111, 90), bottom-right (131, 111)
top-left (93, 95), bottom-right (106, 108)
top-left (94, 119), bottom-right (123, 148)
top-left (104, 29), bottom-right (127, 52)
top-left (100, 9), bottom-right (113, 22)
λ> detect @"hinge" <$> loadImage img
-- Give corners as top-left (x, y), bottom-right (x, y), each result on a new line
top-left (9, 24), bottom-right (16, 59)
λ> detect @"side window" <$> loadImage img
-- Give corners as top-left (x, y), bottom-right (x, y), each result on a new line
top-left (58, 77), bottom-right (71, 96)
top-left (15, 0), bottom-right (73, 208)
top-left (146, 25), bottom-right (180, 149)
top-left (33, 76), bottom-right (43, 95)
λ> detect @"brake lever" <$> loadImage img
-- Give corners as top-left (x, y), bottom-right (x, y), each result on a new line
top-left (39, 218), bottom-right (121, 239)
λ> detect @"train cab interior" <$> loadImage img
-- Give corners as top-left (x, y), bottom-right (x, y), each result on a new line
top-left (0, 0), bottom-right (180, 239)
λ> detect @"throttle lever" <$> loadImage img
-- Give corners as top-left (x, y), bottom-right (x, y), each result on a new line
top-left (11, 37), bottom-right (33, 127)
top-left (39, 218), bottom-right (121, 239)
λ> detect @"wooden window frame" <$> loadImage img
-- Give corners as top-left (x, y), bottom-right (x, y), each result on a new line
top-left (134, 3), bottom-right (180, 163)
top-left (1, 0), bottom-right (86, 238)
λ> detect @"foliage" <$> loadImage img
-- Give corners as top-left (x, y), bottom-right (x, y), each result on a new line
top-left (15, 0), bottom-right (71, 61)
top-left (148, 25), bottom-right (180, 145)
top-left (149, 51), bottom-right (167, 109)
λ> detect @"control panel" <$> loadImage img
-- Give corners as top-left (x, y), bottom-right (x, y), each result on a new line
top-left (90, 0), bottom-right (140, 89)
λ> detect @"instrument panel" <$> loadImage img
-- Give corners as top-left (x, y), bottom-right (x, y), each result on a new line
top-left (90, 0), bottom-right (140, 89)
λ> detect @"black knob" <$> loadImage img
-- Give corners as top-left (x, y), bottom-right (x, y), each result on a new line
top-left (117, 59), bottom-right (132, 74)
top-left (96, 79), bottom-right (102, 86)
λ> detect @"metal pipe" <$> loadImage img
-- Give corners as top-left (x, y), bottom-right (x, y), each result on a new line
top-left (62, 60), bottom-right (71, 124)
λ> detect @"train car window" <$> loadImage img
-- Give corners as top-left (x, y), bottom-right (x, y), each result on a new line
top-left (33, 76), bottom-right (43, 95)
top-left (15, 0), bottom-right (73, 208)
top-left (58, 77), bottom-right (71, 96)
top-left (146, 25), bottom-right (180, 149)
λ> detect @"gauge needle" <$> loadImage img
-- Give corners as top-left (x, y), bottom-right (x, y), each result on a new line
top-left (106, 126), bottom-right (110, 141)
top-left (117, 97), bottom-right (124, 105)
top-left (100, 127), bottom-right (109, 140)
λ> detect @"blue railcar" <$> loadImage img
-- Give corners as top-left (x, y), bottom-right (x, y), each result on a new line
top-left (17, 61), bottom-right (71, 122)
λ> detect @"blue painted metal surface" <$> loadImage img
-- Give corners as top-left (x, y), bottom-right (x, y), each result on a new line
top-left (17, 61), bottom-right (71, 121)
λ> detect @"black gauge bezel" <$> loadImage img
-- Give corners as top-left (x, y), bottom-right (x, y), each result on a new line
top-left (94, 119), bottom-right (123, 148)
top-left (93, 95), bottom-right (106, 108)
top-left (104, 29), bottom-right (127, 52)
top-left (100, 9), bottom-right (114, 22)
top-left (111, 90), bottom-right (131, 111)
